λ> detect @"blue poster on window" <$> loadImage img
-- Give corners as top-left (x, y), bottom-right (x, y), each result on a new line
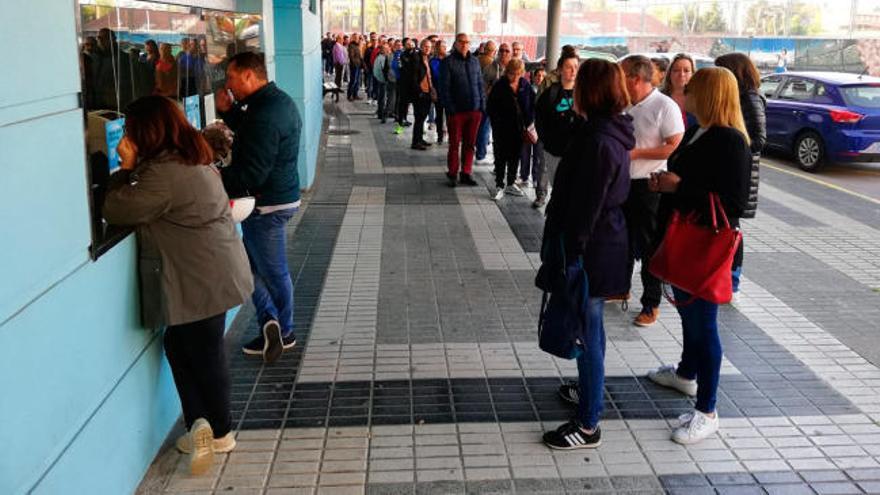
top-left (185, 95), bottom-right (202, 129)
top-left (105, 117), bottom-right (125, 172)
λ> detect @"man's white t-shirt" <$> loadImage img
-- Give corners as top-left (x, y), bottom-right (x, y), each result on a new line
top-left (626, 89), bottom-right (685, 179)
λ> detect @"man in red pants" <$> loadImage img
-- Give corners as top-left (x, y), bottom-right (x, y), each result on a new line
top-left (438, 33), bottom-right (486, 187)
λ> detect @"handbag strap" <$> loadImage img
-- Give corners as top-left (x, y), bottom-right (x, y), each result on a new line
top-left (708, 193), bottom-right (731, 230)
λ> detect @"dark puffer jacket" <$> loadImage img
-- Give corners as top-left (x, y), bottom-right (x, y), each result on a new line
top-left (740, 89), bottom-right (766, 219)
top-left (439, 50), bottom-right (485, 114)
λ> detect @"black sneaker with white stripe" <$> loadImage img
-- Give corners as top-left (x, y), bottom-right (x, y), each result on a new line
top-left (559, 381), bottom-right (579, 405)
top-left (543, 421), bottom-right (601, 450)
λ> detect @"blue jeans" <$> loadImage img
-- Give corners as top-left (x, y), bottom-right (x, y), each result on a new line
top-left (576, 297), bottom-right (607, 430)
top-left (241, 208), bottom-right (297, 337)
top-left (731, 266), bottom-right (742, 293)
top-left (673, 286), bottom-right (721, 414)
top-left (347, 65), bottom-right (361, 99)
top-left (476, 112), bottom-right (491, 160)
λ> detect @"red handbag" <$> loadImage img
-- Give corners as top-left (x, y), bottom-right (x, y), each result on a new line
top-left (648, 193), bottom-right (742, 305)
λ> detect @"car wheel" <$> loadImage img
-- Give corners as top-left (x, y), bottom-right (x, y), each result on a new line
top-left (794, 131), bottom-right (825, 172)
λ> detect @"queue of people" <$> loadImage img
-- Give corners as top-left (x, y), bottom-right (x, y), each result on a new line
top-left (104, 28), bottom-right (767, 475)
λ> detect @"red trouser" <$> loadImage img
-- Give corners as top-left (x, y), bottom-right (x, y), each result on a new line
top-left (446, 110), bottom-right (483, 176)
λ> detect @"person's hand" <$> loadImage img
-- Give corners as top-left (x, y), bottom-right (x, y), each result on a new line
top-left (215, 88), bottom-right (233, 113)
top-left (117, 136), bottom-right (138, 170)
top-left (648, 171), bottom-right (681, 193)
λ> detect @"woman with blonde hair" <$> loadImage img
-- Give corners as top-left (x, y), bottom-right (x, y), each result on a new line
top-left (646, 67), bottom-right (751, 445)
top-left (661, 53), bottom-right (697, 128)
top-left (486, 58), bottom-right (534, 199)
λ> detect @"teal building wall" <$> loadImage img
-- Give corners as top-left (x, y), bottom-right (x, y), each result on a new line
top-left (0, 0), bottom-right (322, 493)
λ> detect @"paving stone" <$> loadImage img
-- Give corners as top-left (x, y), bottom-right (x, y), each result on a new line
top-left (809, 481), bottom-right (862, 494)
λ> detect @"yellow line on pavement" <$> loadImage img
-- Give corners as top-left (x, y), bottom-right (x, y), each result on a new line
top-left (763, 162), bottom-right (880, 206)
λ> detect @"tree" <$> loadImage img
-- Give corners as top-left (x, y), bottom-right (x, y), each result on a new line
top-left (670, 1), bottom-right (728, 34)
top-left (744, 0), bottom-right (822, 36)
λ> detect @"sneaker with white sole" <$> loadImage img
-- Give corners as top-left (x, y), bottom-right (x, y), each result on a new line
top-left (492, 188), bottom-right (504, 201)
top-left (647, 365), bottom-right (698, 397)
top-left (672, 409), bottom-right (719, 445)
top-left (189, 418), bottom-right (215, 475)
top-left (558, 381), bottom-right (579, 404)
top-left (504, 184), bottom-right (525, 196)
top-left (543, 421), bottom-right (601, 450)
top-left (176, 431), bottom-right (237, 454)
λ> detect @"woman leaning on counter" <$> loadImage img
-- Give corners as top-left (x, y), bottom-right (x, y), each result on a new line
top-left (103, 95), bottom-right (253, 476)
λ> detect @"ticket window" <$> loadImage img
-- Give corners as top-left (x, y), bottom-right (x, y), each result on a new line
top-left (76, 0), bottom-right (262, 258)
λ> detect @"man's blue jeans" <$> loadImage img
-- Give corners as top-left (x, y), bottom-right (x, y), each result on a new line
top-left (577, 297), bottom-right (606, 430)
top-left (241, 208), bottom-right (296, 337)
top-left (476, 111), bottom-right (491, 160)
top-left (673, 286), bottom-right (721, 414)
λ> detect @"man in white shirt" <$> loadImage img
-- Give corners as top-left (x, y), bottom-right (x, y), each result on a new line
top-left (620, 55), bottom-right (685, 327)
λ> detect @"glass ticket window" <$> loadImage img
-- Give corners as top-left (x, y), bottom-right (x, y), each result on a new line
top-left (76, 0), bottom-right (262, 258)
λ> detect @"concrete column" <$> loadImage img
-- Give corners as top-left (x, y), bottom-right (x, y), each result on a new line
top-left (402, 0), bottom-right (407, 37)
top-left (360, 0), bottom-right (366, 32)
top-left (545, 0), bottom-right (561, 69)
top-left (455, 0), bottom-right (465, 33)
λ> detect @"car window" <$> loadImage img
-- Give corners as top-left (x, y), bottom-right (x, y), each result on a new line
top-left (761, 76), bottom-right (783, 99)
top-left (840, 85), bottom-right (880, 108)
top-left (779, 78), bottom-right (817, 101)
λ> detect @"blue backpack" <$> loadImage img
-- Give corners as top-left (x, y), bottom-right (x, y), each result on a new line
top-left (535, 232), bottom-right (589, 360)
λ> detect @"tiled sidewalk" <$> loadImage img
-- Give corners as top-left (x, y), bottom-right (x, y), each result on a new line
top-left (138, 101), bottom-right (880, 495)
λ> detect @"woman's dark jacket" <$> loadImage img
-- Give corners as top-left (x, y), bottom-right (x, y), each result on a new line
top-left (544, 114), bottom-right (636, 297)
top-left (486, 77), bottom-right (533, 159)
top-left (438, 50), bottom-right (485, 115)
top-left (740, 89), bottom-right (766, 219)
top-left (658, 126), bottom-right (752, 267)
top-left (535, 83), bottom-right (581, 157)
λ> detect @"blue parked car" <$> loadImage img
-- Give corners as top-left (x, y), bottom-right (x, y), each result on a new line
top-left (760, 71), bottom-right (880, 171)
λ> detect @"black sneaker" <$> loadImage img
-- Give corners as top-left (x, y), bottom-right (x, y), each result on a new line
top-left (281, 332), bottom-right (297, 350)
top-left (446, 173), bottom-right (458, 188)
top-left (559, 381), bottom-right (579, 405)
top-left (242, 335), bottom-right (265, 356)
top-left (543, 421), bottom-right (601, 450)
top-left (402, 120), bottom-right (412, 127)
top-left (419, 140), bottom-right (432, 147)
top-left (411, 143), bottom-right (428, 151)
top-left (459, 173), bottom-right (478, 186)
top-left (262, 320), bottom-right (283, 364)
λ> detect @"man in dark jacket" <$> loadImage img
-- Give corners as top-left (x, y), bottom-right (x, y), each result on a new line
top-left (409, 39), bottom-right (434, 150)
top-left (216, 52), bottom-right (301, 364)
top-left (439, 33), bottom-right (486, 187)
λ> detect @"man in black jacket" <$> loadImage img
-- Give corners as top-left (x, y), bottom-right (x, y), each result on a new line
top-left (409, 39), bottom-right (434, 150)
top-left (216, 52), bottom-right (301, 364)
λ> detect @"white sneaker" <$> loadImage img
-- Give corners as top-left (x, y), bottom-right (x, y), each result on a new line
top-left (647, 365), bottom-right (697, 397)
top-left (730, 292), bottom-right (741, 305)
top-left (504, 184), bottom-right (525, 196)
top-left (477, 157), bottom-right (493, 164)
top-left (672, 409), bottom-right (719, 445)
top-left (492, 189), bottom-right (504, 201)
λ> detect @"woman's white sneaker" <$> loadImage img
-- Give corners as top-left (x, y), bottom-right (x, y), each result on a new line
top-left (672, 409), bottom-right (719, 445)
top-left (647, 365), bottom-right (697, 397)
